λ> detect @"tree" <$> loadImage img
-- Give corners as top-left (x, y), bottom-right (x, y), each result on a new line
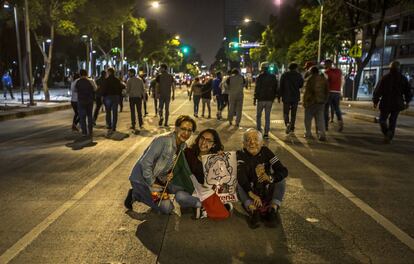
top-left (24, 0), bottom-right (87, 101)
top-left (74, 0), bottom-right (146, 71)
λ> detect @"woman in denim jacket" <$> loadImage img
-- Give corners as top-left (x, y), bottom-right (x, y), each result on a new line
top-left (124, 115), bottom-right (199, 214)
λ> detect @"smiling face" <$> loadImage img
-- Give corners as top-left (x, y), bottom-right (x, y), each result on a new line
top-left (243, 131), bottom-right (262, 156)
top-left (175, 121), bottom-right (193, 144)
top-left (198, 131), bottom-right (215, 155)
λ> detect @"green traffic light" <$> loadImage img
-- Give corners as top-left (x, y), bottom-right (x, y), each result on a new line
top-left (182, 46), bottom-right (189, 54)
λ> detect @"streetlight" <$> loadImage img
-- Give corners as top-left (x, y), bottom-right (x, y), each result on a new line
top-left (243, 18), bottom-right (251, 23)
top-left (3, 1), bottom-right (24, 104)
top-left (317, 0), bottom-right (324, 64)
top-left (24, 0), bottom-right (34, 105)
top-left (174, 35), bottom-right (180, 40)
top-left (381, 23), bottom-right (397, 78)
top-left (151, 1), bottom-right (160, 8)
top-left (81, 35), bottom-right (90, 75)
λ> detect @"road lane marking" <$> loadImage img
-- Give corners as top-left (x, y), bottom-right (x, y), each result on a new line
top-left (0, 100), bottom-right (189, 263)
top-left (243, 111), bottom-right (414, 252)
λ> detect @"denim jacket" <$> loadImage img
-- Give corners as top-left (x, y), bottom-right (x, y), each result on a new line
top-left (129, 131), bottom-right (185, 186)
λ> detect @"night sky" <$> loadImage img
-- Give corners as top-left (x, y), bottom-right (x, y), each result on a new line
top-left (135, 0), bottom-right (283, 66)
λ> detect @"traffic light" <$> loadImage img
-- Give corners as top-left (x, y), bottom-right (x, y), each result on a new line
top-left (229, 42), bottom-right (239, 49)
top-left (181, 46), bottom-right (189, 54)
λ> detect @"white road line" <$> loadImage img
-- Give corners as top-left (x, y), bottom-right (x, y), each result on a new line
top-left (243, 111), bottom-right (414, 252)
top-left (0, 100), bottom-right (189, 263)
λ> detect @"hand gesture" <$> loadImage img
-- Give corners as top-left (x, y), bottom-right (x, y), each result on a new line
top-left (249, 192), bottom-right (262, 208)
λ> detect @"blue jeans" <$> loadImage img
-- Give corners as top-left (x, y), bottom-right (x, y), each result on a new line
top-left (325, 92), bottom-right (342, 128)
top-left (168, 183), bottom-right (201, 208)
top-left (104, 95), bottom-right (119, 130)
top-left (256, 101), bottom-right (273, 135)
top-left (193, 95), bottom-right (201, 115)
top-left (379, 110), bottom-right (399, 140)
top-left (237, 179), bottom-right (286, 209)
top-left (158, 96), bottom-right (171, 125)
top-left (77, 102), bottom-right (94, 135)
top-left (130, 181), bottom-right (173, 214)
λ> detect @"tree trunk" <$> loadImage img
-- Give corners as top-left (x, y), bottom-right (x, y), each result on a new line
top-left (33, 25), bottom-right (54, 101)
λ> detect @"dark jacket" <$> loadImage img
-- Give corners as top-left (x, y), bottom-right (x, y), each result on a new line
top-left (201, 79), bottom-right (213, 99)
top-left (184, 148), bottom-right (205, 184)
top-left (373, 70), bottom-right (413, 112)
top-left (101, 75), bottom-right (123, 97)
top-left (76, 78), bottom-right (95, 104)
top-left (254, 71), bottom-right (278, 101)
top-left (237, 146), bottom-right (288, 196)
top-left (279, 70), bottom-right (304, 103)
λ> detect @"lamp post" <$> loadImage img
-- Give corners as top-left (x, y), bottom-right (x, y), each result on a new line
top-left (3, 1), bottom-right (24, 104)
top-left (380, 23), bottom-right (397, 79)
top-left (317, 0), bottom-right (324, 64)
top-left (121, 24), bottom-right (124, 78)
top-left (24, 0), bottom-right (34, 105)
top-left (81, 35), bottom-right (89, 73)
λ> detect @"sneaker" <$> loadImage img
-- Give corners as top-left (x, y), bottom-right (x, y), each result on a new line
top-left (318, 135), bottom-right (327, 141)
top-left (194, 207), bottom-right (207, 220)
top-left (229, 121), bottom-right (233, 126)
top-left (248, 211), bottom-right (261, 229)
top-left (71, 124), bottom-right (79, 132)
top-left (159, 118), bottom-right (163, 126)
top-left (264, 207), bottom-right (278, 228)
top-left (338, 121), bottom-right (344, 132)
top-left (207, 115), bottom-right (211, 119)
top-left (263, 134), bottom-right (269, 140)
top-left (130, 126), bottom-right (136, 130)
top-left (285, 123), bottom-right (291, 134)
top-left (224, 203), bottom-right (233, 212)
top-left (304, 134), bottom-right (314, 139)
top-left (124, 189), bottom-right (133, 210)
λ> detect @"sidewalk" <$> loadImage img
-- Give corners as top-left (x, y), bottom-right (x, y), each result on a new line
top-left (0, 88), bottom-right (71, 122)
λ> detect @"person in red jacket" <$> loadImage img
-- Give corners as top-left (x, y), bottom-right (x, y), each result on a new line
top-left (324, 59), bottom-right (344, 132)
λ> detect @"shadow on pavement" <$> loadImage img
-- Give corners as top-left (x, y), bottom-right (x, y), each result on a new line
top-left (65, 136), bottom-right (98, 150)
top-left (135, 205), bottom-right (291, 264)
top-left (105, 131), bottom-right (129, 141)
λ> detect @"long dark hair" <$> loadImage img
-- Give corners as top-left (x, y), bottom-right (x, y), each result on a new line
top-left (190, 128), bottom-right (224, 157)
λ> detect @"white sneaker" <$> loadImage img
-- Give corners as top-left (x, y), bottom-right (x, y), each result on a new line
top-left (194, 207), bottom-right (207, 219)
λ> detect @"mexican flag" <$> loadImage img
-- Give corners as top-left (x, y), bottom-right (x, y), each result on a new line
top-left (172, 151), bottom-right (195, 194)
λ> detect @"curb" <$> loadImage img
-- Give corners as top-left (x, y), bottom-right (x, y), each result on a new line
top-left (344, 111), bottom-right (378, 123)
top-left (0, 103), bottom-right (72, 122)
top-left (341, 102), bottom-right (414, 117)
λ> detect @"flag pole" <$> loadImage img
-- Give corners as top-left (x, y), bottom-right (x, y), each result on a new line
top-left (157, 149), bottom-right (182, 206)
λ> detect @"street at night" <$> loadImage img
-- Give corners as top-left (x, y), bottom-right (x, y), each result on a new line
top-left (0, 88), bottom-right (413, 263)
top-left (1, 0), bottom-right (414, 263)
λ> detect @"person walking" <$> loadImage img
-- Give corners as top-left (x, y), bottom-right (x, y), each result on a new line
top-left (189, 77), bottom-right (203, 117)
top-left (324, 59), bottom-right (344, 131)
top-left (201, 77), bottom-right (213, 118)
top-left (220, 70), bottom-right (232, 117)
top-left (373, 61), bottom-right (413, 143)
top-left (212, 72), bottom-right (223, 120)
top-left (93, 70), bottom-right (106, 125)
top-left (2, 71), bottom-right (14, 100)
top-left (101, 68), bottom-right (123, 134)
top-left (126, 68), bottom-right (145, 130)
top-left (254, 62), bottom-right (278, 139)
top-left (70, 72), bottom-right (80, 131)
top-left (303, 66), bottom-right (329, 141)
top-left (149, 77), bottom-right (158, 116)
top-left (139, 73), bottom-right (149, 116)
top-left (226, 68), bottom-right (246, 126)
top-left (76, 69), bottom-right (97, 139)
top-left (279, 62), bottom-right (304, 134)
top-left (156, 64), bottom-right (175, 127)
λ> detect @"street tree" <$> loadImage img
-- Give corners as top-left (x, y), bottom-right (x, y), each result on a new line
top-left (74, 0), bottom-right (146, 70)
top-left (24, 0), bottom-right (87, 101)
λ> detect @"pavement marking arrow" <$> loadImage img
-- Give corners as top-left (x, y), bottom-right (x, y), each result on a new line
top-left (242, 111), bottom-right (414, 252)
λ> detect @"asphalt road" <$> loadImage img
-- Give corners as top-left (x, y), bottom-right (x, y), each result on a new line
top-left (0, 87), bottom-right (413, 263)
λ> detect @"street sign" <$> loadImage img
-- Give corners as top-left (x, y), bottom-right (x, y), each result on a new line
top-left (349, 44), bottom-right (362, 58)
